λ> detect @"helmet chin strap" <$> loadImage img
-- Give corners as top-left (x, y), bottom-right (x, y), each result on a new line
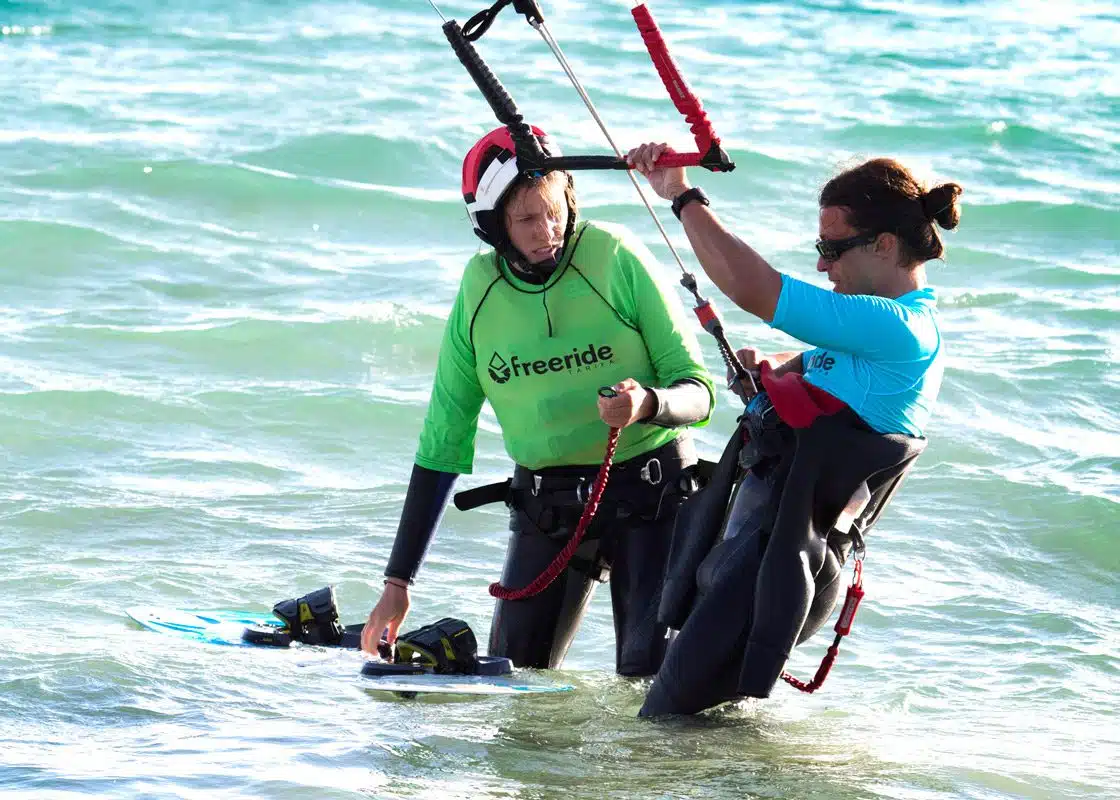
top-left (503, 247), bottom-right (557, 280)
top-left (528, 255), bottom-right (559, 277)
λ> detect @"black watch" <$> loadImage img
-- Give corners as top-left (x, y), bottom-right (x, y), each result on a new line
top-left (671, 187), bottom-right (709, 220)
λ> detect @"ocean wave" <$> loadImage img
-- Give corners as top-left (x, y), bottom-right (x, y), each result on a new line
top-left (938, 291), bottom-right (1022, 309)
top-left (964, 200), bottom-right (1119, 239)
top-left (9, 156), bottom-right (471, 258)
top-left (240, 132), bottom-right (460, 189)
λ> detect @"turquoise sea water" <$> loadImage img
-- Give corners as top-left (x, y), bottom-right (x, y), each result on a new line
top-left (1, 0), bottom-right (1117, 797)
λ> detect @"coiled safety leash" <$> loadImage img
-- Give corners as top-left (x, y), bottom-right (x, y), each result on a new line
top-left (488, 389), bottom-right (621, 600)
top-left (781, 558), bottom-right (866, 693)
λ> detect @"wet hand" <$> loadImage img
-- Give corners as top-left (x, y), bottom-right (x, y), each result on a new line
top-left (597, 378), bottom-right (655, 428)
top-left (626, 142), bottom-right (690, 201)
top-left (360, 581), bottom-right (410, 656)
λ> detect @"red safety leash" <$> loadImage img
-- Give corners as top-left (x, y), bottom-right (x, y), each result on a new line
top-left (489, 426), bottom-right (621, 601)
top-left (781, 558), bottom-right (866, 693)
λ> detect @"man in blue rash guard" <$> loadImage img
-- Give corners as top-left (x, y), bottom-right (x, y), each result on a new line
top-left (627, 143), bottom-right (961, 435)
top-left (626, 143), bottom-right (965, 712)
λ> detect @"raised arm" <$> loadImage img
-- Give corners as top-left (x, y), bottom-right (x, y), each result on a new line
top-left (627, 142), bottom-right (783, 322)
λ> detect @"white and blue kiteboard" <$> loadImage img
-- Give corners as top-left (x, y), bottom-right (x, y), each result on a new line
top-left (125, 606), bottom-right (574, 696)
top-left (125, 607), bottom-right (283, 646)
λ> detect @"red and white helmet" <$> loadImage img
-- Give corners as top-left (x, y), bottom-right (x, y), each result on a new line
top-left (461, 125), bottom-right (561, 246)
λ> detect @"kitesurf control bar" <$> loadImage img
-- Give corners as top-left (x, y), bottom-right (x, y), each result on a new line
top-left (444, 0), bottom-right (734, 174)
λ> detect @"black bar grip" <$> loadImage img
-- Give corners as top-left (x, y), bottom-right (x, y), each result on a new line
top-left (542, 155), bottom-right (628, 171)
top-left (443, 19), bottom-right (547, 170)
top-left (699, 141), bottom-right (736, 173)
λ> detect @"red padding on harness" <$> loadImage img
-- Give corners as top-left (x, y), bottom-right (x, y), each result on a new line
top-left (759, 362), bottom-right (847, 428)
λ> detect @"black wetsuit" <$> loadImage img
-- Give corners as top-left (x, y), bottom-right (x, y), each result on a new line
top-left (641, 380), bottom-right (925, 715)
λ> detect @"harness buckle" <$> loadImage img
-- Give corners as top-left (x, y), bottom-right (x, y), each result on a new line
top-left (576, 476), bottom-right (589, 504)
top-left (640, 458), bottom-right (663, 486)
top-left (531, 475), bottom-right (542, 497)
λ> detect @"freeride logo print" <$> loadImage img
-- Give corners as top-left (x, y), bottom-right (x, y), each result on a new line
top-left (487, 343), bottom-right (614, 385)
top-left (488, 352), bottom-right (512, 384)
top-left (806, 351), bottom-right (836, 372)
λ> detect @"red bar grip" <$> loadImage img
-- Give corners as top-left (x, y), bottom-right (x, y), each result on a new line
top-left (631, 4), bottom-right (717, 152)
top-left (654, 152), bottom-right (704, 168)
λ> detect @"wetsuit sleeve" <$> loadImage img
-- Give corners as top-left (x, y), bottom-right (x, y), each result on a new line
top-left (414, 285), bottom-right (486, 474)
top-left (770, 274), bottom-right (936, 360)
top-left (642, 378), bottom-right (712, 428)
top-left (383, 465), bottom-right (458, 583)
top-left (613, 231), bottom-right (715, 424)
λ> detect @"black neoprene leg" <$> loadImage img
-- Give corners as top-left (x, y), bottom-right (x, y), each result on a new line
top-left (607, 512), bottom-right (674, 677)
top-left (799, 544), bottom-right (844, 645)
top-left (640, 471), bottom-right (845, 715)
top-left (738, 447), bottom-right (833, 699)
top-left (640, 526), bottom-right (766, 716)
top-left (488, 509), bottom-right (598, 669)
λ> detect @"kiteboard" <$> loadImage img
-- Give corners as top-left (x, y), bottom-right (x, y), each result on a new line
top-left (125, 606), bottom-right (574, 697)
top-left (125, 607), bottom-right (291, 647)
top-left (360, 671), bottom-right (574, 697)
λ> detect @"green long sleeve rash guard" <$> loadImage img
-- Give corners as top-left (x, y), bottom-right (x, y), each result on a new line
top-left (382, 221), bottom-right (715, 583)
top-left (415, 220), bottom-right (715, 474)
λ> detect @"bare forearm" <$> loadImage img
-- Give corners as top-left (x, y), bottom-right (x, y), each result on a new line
top-left (769, 352), bottom-right (804, 377)
top-left (678, 201), bottom-right (783, 322)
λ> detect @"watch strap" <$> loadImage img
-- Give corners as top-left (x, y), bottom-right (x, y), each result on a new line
top-left (671, 187), bottom-right (709, 220)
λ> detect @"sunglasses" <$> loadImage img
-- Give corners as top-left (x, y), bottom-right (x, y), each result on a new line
top-left (815, 232), bottom-right (878, 262)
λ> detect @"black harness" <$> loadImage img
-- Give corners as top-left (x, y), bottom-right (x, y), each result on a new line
top-left (642, 385), bottom-right (926, 714)
top-left (454, 438), bottom-right (706, 533)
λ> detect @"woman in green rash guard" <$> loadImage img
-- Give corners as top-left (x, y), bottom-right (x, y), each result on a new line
top-left (360, 126), bottom-right (715, 675)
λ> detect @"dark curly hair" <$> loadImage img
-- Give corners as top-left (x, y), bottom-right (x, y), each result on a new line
top-left (820, 158), bottom-right (963, 265)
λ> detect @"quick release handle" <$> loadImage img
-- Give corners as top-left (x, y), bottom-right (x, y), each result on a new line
top-left (443, 19), bottom-right (548, 169)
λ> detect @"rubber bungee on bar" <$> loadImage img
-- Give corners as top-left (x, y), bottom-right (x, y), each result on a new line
top-left (629, 4), bottom-right (728, 169)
